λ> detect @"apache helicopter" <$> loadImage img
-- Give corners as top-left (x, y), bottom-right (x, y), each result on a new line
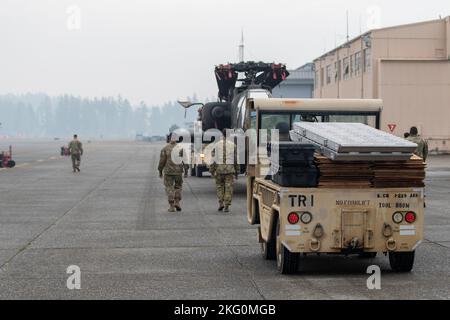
top-left (178, 61), bottom-right (289, 132)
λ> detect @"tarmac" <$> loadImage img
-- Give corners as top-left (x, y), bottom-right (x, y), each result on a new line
top-left (0, 139), bottom-right (449, 299)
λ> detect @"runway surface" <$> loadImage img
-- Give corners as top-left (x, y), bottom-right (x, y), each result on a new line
top-left (0, 139), bottom-right (449, 299)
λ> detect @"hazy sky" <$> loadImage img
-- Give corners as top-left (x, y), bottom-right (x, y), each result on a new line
top-left (1, 0), bottom-right (449, 105)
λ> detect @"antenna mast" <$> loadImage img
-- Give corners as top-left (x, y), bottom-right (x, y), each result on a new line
top-left (346, 10), bottom-right (350, 43)
top-left (239, 29), bottom-right (245, 62)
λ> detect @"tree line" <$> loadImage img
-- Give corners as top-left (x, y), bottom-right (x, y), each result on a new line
top-left (0, 93), bottom-right (208, 138)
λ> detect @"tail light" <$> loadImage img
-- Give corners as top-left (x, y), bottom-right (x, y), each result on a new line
top-left (287, 212), bottom-right (299, 224)
top-left (405, 211), bottom-right (417, 223)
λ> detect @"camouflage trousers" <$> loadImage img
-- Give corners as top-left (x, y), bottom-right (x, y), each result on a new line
top-left (164, 174), bottom-right (183, 205)
top-left (214, 174), bottom-right (234, 206)
top-left (71, 154), bottom-right (81, 170)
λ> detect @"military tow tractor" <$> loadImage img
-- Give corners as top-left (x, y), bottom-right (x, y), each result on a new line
top-left (0, 145), bottom-right (16, 168)
top-left (244, 98), bottom-right (425, 274)
top-left (61, 146), bottom-right (70, 156)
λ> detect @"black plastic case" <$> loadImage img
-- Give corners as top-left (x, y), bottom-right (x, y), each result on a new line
top-left (268, 142), bottom-right (316, 166)
top-left (271, 165), bottom-right (319, 187)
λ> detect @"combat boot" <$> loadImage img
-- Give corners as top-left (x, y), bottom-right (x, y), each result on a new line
top-left (174, 202), bottom-right (182, 211)
top-left (218, 203), bottom-right (224, 211)
top-left (168, 204), bottom-right (176, 212)
top-left (224, 206), bottom-right (230, 212)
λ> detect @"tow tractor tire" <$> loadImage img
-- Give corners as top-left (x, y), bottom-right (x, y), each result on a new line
top-left (251, 199), bottom-right (260, 225)
top-left (389, 251), bottom-right (415, 272)
top-left (276, 219), bottom-right (299, 274)
top-left (195, 165), bottom-right (203, 178)
top-left (358, 252), bottom-right (377, 259)
top-left (7, 160), bottom-right (15, 168)
top-left (261, 216), bottom-right (276, 260)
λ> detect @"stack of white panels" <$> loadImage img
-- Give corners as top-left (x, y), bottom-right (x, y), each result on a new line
top-left (291, 122), bottom-right (417, 161)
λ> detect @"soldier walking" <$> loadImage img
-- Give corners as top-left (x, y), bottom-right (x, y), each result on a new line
top-left (158, 133), bottom-right (188, 212)
top-left (406, 126), bottom-right (429, 161)
top-left (68, 134), bottom-right (83, 172)
top-left (209, 130), bottom-right (239, 212)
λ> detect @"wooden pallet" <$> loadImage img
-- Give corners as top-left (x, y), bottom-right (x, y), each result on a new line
top-left (315, 154), bottom-right (426, 189)
top-left (372, 155), bottom-right (426, 188)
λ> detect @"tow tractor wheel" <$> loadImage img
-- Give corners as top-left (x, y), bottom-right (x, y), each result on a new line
top-left (7, 160), bottom-right (15, 168)
top-left (275, 219), bottom-right (299, 274)
top-left (261, 217), bottom-right (277, 260)
top-left (389, 251), bottom-right (415, 272)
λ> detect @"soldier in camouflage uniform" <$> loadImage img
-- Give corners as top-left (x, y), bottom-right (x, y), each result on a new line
top-left (68, 134), bottom-right (83, 172)
top-left (406, 126), bottom-right (429, 161)
top-left (209, 131), bottom-right (239, 212)
top-left (158, 133), bottom-right (188, 212)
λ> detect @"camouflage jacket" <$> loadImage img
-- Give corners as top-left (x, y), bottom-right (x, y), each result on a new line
top-left (158, 142), bottom-right (187, 176)
top-left (209, 138), bottom-right (239, 175)
top-left (407, 135), bottom-right (429, 161)
top-left (68, 140), bottom-right (83, 155)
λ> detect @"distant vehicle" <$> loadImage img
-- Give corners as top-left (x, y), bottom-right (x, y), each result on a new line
top-left (61, 146), bottom-right (70, 156)
top-left (136, 134), bottom-right (166, 142)
top-left (0, 145), bottom-right (16, 168)
top-left (148, 135), bottom-right (165, 142)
